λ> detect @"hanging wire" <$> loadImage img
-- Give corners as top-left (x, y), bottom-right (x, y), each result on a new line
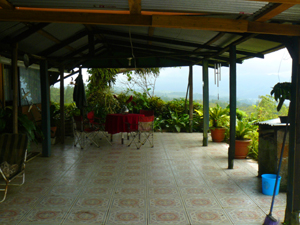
top-left (129, 29), bottom-right (137, 69)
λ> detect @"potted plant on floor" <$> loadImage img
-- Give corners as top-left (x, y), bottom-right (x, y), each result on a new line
top-left (235, 119), bottom-right (257, 159)
top-left (270, 82), bottom-right (291, 122)
top-left (209, 104), bottom-right (229, 142)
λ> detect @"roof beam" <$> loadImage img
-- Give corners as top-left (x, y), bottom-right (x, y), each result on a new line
top-left (1, 10), bottom-right (300, 36)
top-left (1, 23), bottom-right (49, 44)
top-left (38, 30), bottom-right (87, 56)
top-left (254, 3), bottom-right (294, 22)
top-left (93, 28), bottom-right (263, 57)
top-left (128, 0), bottom-right (141, 15)
top-left (0, 0), bottom-right (14, 9)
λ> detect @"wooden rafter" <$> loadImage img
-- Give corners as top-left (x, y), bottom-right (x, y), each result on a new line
top-left (255, 3), bottom-right (294, 22)
top-left (0, 10), bottom-right (300, 36)
top-left (128, 0), bottom-right (141, 15)
top-left (38, 30), bottom-right (87, 56)
top-left (1, 23), bottom-right (49, 43)
top-left (0, 0), bottom-right (13, 9)
top-left (93, 29), bottom-right (263, 58)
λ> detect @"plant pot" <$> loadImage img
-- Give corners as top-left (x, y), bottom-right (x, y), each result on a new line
top-left (50, 126), bottom-right (57, 138)
top-left (210, 127), bottom-right (226, 142)
top-left (235, 139), bottom-right (251, 159)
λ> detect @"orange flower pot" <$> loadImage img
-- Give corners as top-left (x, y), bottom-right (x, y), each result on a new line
top-left (235, 139), bottom-right (251, 159)
top-left (210, 127), bottom-right (226, 142)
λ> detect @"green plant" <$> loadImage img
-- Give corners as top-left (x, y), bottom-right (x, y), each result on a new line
top-left (209, 104), bottom-right (229, 128)
top-left (270, 82), bottom-right (291, 111)
top-left (0, 107), bottom-right (42, 145)
top-left (153, 116), bottom-right (165, 132)
top-left (193, 109), bottom-right (204, 132)
top-left (235, 119), bottom-right (257, 140)
top-left (248, 130), bottom-right (259, 160)
top-left (50, 104), bottom-right (60, 127)
top-left (165, 110), bottom-right (188, 132)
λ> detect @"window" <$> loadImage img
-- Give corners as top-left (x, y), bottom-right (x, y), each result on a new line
top-left (19, 67), bottom-right (41, 106)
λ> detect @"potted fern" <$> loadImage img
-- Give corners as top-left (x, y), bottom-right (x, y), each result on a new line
top-left (235, 119), bottom-right (257, 159)
top-left (209, 104), bottom-right (229, 142)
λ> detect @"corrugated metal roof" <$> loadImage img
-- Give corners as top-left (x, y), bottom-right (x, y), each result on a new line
top-left (0, 22), bottom-right (27, 39)
top-left (10, 0), bottom-right (129, 10)
top-left (256, 118), bottom-right (288, 126)
top-left (141, 0), bottom-right (267, 14)
top-left (273, 4), bottom-right (300, 22)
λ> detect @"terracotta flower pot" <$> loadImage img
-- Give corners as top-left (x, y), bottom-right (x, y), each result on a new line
top-left (235, 139), bottom-right (251, 159)
top-left (210, 127), bottom-right (226, 142)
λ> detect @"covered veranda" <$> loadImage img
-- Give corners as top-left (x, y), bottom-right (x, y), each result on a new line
top-left (0, 0), bottom-right (300, 224)
top-left (1, 133), bottom-right (287, 224)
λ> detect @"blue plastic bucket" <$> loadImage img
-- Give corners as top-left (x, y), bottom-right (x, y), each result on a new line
top-left (262, 174), bottom-right (281, 196)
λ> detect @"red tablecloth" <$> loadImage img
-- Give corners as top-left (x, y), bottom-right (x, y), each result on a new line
top-left (105, 114), bottom-right (141, 134)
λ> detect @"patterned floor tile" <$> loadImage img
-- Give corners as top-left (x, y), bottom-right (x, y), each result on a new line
top-left (0, 207), bottom-right (28, 224)
top-left (225, 207), bottom-right (266, 224)
top-left (106, 209), bottom-right (146, 224)
top-left (183, 195), bottom-right (220, 208)
top-left (149, 197), bottom-right (183, 208)
top-left (117, 178), bottom-right (146, 186)
top-left (88, 177), bottom-right (116, 186)
top-left (2, 194), bottom-right (40, 207)
top-left (149, 209), bottom-right (189, 224)
top-left (81, 186), bottom-right (114, 196)
top-left (148, 178), bottom-right (175, 186)
top-left (187, 209), bottom-right (232, 224)
top-left (218, 195), bottom-right (256, 207)
top-left (176, 177), bottom-right (204, 186)
top-left (114, 186), bottom-right (146, 196)
top-left (63, 208), bottom-right (106, 224)
top-left (49, 185), bottom-right (82, 196)
top-left (148, 187), bottom-right (179, 196)
top-left (22, 208), bottom-right (67, 224)
top-left (37, 195), bottom-right (76, 208)
top-left (180, 186), bottom-right (212, 196)
top-left (74, 196), bottom-right (110, 209)
top-left (211, 185), bottom-right (245, 196)
top-left (111, 196), bottom-right (146, 209)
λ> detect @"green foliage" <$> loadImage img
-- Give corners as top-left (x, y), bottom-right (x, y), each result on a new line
top-left (235, 119), bottom-right (257, 140)
top-left (248, 130), bottom-right (259, 160)
top-left (0, 107), bottom-right (42, 144)
top-left (164, 110), bottom-right (189, 132)
top-left (193, 109), bottom-right (204, 132)
top-left (153, 116), bottom-right (165, 132)
top-left (87, 68), bottom-right (119, 89)
top-left (209, 104), bottom-right (229, 128)
top-left (236, 108), bottom-right (248, 120)
top-left (254, 95), bottom-right (288, 121)
top-left (49, 104), bottom-right (60, 126)
top-left (50, 85), bottom-right (76, 104)
top-left (270, 82), bottom-right (291, 111)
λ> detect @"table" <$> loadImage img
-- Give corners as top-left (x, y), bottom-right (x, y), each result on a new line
top-left (105, 113), bottom-right (141, 143)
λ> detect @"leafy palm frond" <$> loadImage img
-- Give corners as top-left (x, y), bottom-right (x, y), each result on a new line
top-left (209, 104), bottom-right (229, 128)
top-left (235, 119), bottom-right (257, 140)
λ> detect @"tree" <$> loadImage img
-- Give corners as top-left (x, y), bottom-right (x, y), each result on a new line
top-left (122, 68), bottom-right (160, 97)
top-left (254, 95), bottom-right (288, 122)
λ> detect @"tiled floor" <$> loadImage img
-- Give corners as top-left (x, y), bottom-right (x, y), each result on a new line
top-left (0, 133), bottom-right (287, 225)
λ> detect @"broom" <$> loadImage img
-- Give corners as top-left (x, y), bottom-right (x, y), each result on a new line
top-left (263, 106), bottom-right (289, 225)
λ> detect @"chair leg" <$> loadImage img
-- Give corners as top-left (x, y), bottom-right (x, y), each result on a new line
top-left (0, 181), bottom-right (9, 203)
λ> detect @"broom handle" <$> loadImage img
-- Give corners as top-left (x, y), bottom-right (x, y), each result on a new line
top-left (269, 103), bottom-right (290, 215)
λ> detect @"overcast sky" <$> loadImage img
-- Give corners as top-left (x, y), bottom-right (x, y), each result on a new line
top-left (60, 48), bottom-right (292, 100)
